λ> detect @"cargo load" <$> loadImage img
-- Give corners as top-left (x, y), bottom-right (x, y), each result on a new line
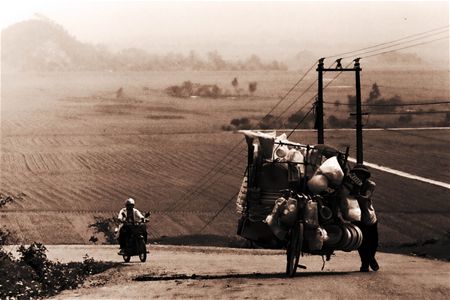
top-left (236, 130), bottom-right (376, 275)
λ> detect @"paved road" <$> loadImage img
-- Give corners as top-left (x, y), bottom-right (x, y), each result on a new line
top-left (32, 245), bottom-right (449, 299)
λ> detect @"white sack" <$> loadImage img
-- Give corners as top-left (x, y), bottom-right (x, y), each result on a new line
top-left (318, 156), bottom-right (344, 185)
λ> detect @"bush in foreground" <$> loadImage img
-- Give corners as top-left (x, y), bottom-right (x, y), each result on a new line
top-left (0, 243), bottom-right (117, 299)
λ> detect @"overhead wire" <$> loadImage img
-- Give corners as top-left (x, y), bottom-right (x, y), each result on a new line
top-left (176, 25), bottom-right (450, 229)
top-left (178, 63), bottom-right (334, 211)
top-left (368, 110), bottom-right (450, 115)
top-left (182, 28), bottom-right (449, 212)
top-left (166, 63), bottom-right (317, 212)
top-left (361, 35), bottom-right (449, 59)
top-left (171, 64), bottom-right (316, 209)
top-left (286, 61), bottom-right (354, 138)
top-left (200, 26), bottom-right (449, 227)
top-left (201, 60), bottom-right (354, 231)
top-left (324, 100), bottom-right (450, 107)
top-left (325, 25), bottom-right (449, 59)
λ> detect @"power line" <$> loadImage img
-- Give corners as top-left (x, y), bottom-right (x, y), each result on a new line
top-left (201, 62), bottom-right (354, 230)
top-left (286, 61), bottom-right (354, 137)
top-left (341, 30), bottom-right (449, 59)
top-left (197, 191), bottom-right (239, 233)
top-left (368, 110), bottom-right (450, 115)
top-left (268, 60), bottom-right (346, 128)
top-left (168, 63), bottom-right (317, 211)
top-left (175, 78), bottom-right (321, 211)
top-left (180, 28), bottom-right (450, 229)
top-left (325, 25), bottom-right (449, 59)
top-left (262, 63), bottom-right (317, 120)
top-left (362, 35), bottom-right (450, 59)
top-left (181, 61), bottom-right (352, 211)
top-left (286, 106), bottom-right (316, 139)
top-left (324, 100), bottom-right (450, 107)
top-left (182, 31), bottom-right (450, 212)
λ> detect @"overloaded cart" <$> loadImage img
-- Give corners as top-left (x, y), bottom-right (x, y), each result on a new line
top-left (236, 130), bottom-right (376, 277)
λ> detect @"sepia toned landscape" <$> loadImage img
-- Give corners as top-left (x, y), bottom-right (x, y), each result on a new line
top-left (1, 2), bottom-right (449, 299)
top-left (2, 68), bottom-right (449, 246)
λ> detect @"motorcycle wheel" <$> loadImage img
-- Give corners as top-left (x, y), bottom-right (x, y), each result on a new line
top-left (123, 255), bottom-right (131, 262)
top-left (139, 240), bottom-right (147, 262)
top-left (139, 252), bottom-right (147, 262)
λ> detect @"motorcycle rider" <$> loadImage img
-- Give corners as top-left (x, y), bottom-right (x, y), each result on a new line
top-left (117, 198), bottom-right (147, 255)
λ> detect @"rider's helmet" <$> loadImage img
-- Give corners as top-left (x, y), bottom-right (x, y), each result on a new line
top-left (125, 198), bottom-right (135, 206)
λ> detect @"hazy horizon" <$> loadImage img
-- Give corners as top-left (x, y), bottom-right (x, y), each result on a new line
top-left (1, 1), bottom-right (449, 67)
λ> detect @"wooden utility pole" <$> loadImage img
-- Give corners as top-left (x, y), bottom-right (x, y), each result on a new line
top-left (316, 58), bottom-right (325, 144)
top-left (354, 58), bottom-right (364, 164)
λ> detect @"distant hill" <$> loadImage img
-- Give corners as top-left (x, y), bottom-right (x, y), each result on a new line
top-left (1, 17), bottom-right (287, 72)
top-left (2, 16), bottom-right (437, 72)
top-left (1, 17), bottom-right (113, 71)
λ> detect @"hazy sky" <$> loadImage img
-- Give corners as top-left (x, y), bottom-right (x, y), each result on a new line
top-left (1, 1), bottom-right (448, 61)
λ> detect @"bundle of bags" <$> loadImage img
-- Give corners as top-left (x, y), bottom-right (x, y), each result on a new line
top-left (307, 156), bottom-right (377, 224)
top-left (265, 192), bottom-right (299, 240)
top-left (265, 153), bottom-right (377, 249)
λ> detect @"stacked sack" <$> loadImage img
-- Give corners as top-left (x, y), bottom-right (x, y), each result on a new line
top-left (307, 156), bottom-right (345, 193)
top-left (265, 190), bottom-right (299, 240)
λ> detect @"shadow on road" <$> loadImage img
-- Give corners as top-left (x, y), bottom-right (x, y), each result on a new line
top-left (134, 271), bottom-right (353, 282)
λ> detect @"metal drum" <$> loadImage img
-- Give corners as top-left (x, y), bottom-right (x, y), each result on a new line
top-left (341, 223), bottom-right (363, 252)
top-left (323, 224), bottom-right (343, 247)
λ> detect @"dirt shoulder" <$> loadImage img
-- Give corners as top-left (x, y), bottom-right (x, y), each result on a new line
top-left (37, 245), bottom-right (450, 299)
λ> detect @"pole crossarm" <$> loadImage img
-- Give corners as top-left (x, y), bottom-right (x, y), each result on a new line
top-left (322, 68), bottom-right (359, 72)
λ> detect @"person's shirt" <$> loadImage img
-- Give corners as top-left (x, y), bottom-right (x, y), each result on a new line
top-left (118, 207), bottom-right (145, 223)
top-left (356, 180), bottom-right (377, 225)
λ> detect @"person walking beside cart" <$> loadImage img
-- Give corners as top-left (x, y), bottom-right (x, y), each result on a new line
top-left (351, 165), bottom-right (379, 272)
top-left (117, 198), bottom-right (147, 255)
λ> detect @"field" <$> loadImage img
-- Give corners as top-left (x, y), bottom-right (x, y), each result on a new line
top-left (1, 70), bottom-right (449, 247)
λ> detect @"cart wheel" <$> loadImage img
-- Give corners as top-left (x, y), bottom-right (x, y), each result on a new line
top-left (123, 255), bottom-right (131, 262)
top-left (286, 222), bottom-right (303, 277)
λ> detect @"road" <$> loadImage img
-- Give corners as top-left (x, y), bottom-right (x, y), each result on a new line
top-left (17, 244), bottom-right (447, 299)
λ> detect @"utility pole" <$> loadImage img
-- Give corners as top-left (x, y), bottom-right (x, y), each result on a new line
top-left (316, 58), bottom-right (365, 164)
top-left (354, 58), bottom-right (364, 164)
top-left (316, 58), bottom-right (325, 144)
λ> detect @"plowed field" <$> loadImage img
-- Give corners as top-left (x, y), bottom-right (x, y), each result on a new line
top-left (1, 71), bottom-right (449, 246)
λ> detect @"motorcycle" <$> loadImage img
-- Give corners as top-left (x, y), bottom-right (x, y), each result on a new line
top-left (117, 212), bottom-right (150, 262)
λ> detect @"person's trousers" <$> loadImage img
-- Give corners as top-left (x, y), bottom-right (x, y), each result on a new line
top-left (354, 221), bottom-right (378, 265)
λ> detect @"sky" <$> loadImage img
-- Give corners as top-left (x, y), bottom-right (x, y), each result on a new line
top-left (0, 1), bottom-right (448, 62)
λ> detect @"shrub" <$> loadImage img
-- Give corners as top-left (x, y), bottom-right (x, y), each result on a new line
top-left (229, 117), bottom-right (252, 130)
top-left (0, 227), bottom-right (18, 246)
top-left (197, 84), bottom-right (222, 98)
top-left (166, 82), bottom-right (223, 98)
top-left (259, 114), bottom-right (283, 129)
top-left (89, 216), bottom-right (121, 244)
top-left (0, 242), bottom-right (117, 298)
top-left (287, 111), bottom-right (314, 129)
top-left (0, 193), bottom-right (21, 247)
top-left (327, 115), bottom-right (353, 128)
